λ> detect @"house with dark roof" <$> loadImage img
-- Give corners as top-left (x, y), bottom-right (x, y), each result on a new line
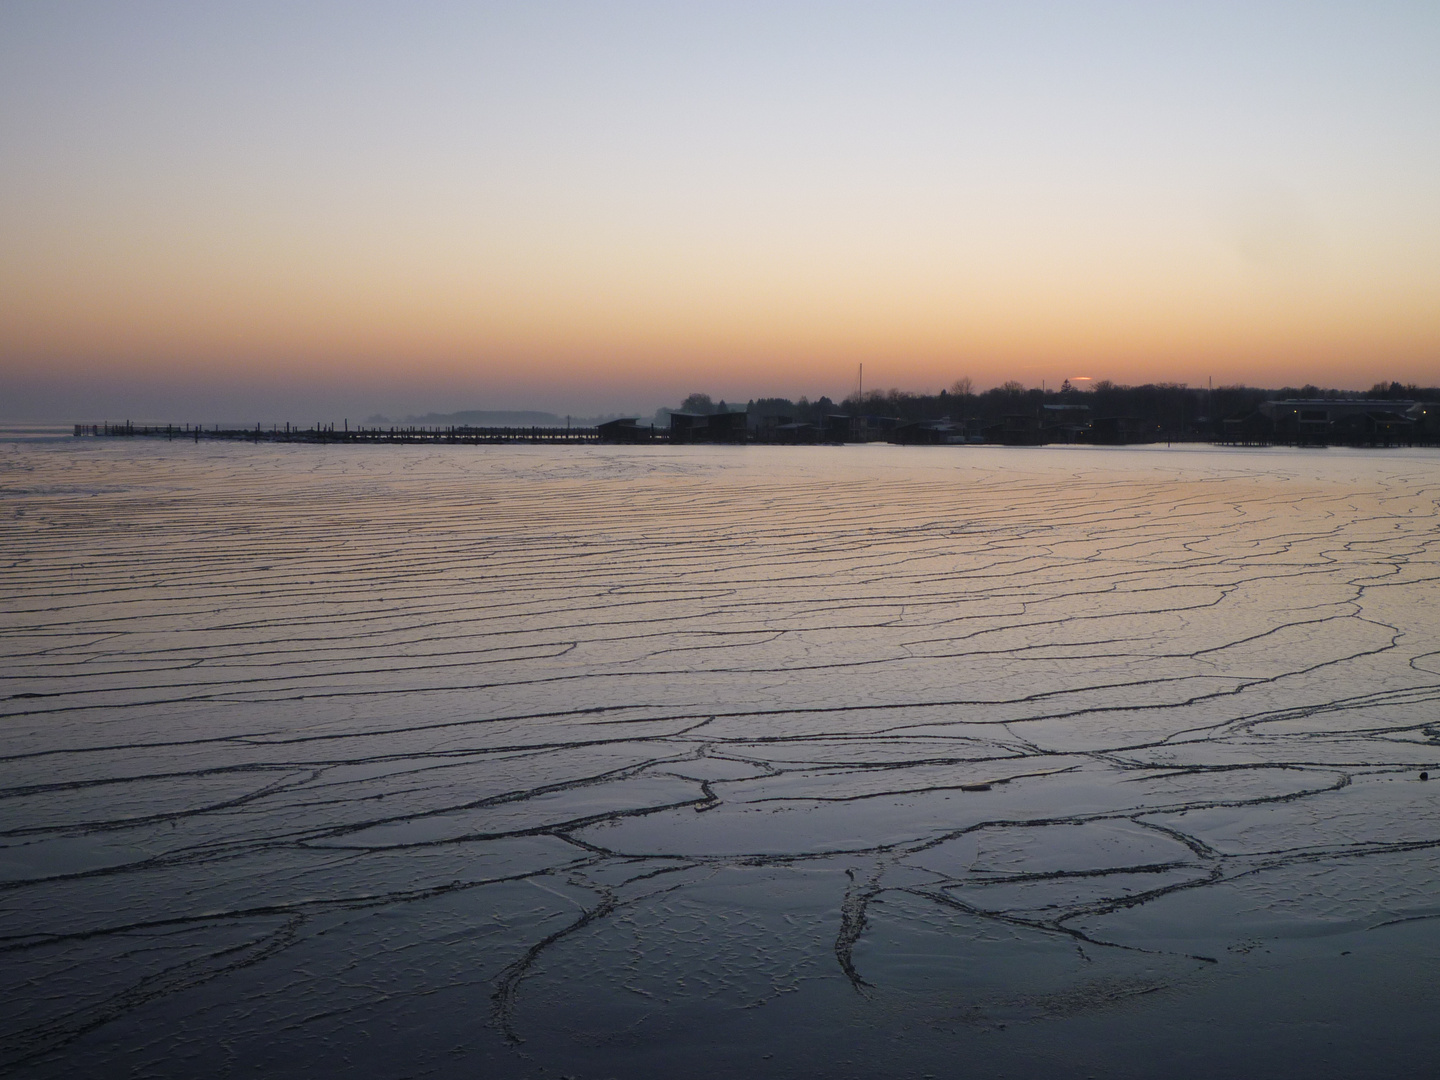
top-left (1260, 399), bottom-right (1421, 446)
top-left (597, 418), bottom-right (656, 444)
top-left (668, 410), bottom-right (748, 444)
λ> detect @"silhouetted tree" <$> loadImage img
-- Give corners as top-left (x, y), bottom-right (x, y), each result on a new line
top-left (679, 393), bottom-right (715, 414)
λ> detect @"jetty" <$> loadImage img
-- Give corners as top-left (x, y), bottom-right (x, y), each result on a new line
top-left (74, 421), bottom-right (600, 444)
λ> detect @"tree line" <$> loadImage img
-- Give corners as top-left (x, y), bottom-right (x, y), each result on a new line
top-left (662, 381), bottom-right (1437, 440)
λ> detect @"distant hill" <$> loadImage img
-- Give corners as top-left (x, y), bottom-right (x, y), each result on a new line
top-left (398, 410), bottom-right (567, 426)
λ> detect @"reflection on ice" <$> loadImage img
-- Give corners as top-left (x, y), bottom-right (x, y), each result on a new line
top-left (3, 442), bottom-right (1440, 1076)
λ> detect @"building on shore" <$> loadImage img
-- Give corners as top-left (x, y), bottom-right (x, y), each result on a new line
top-left (1258, 399), bottom-right (1423, 447)
top-left (596, 418), bottom-right (657, 444)
top-left (668, 410), bottom-right (748, 444)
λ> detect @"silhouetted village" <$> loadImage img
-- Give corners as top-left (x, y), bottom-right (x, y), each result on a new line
top-left (80, 380), bottom-right (1440, 448)
top-left (600, 380), bottom-right (1440, 448)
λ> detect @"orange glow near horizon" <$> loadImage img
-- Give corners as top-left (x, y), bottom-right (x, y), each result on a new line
top-left (6, 229), bottom-right (1436, 401)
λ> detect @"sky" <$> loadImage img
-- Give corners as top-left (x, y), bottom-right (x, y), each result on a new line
top-left (2, 1), bottom-right (1438, 421)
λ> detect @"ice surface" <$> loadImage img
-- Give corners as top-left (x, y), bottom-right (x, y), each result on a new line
top-left (3, 441), bottom-right (1440, 1077)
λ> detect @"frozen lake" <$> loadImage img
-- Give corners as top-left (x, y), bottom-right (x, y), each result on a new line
top-left (4, 439), bottom-right (1440, 1078)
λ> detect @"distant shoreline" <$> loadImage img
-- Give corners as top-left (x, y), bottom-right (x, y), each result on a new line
top-left (73, 421), bottom-right (600, 445)
top-left (68, 417), bottom-right (1438, 451)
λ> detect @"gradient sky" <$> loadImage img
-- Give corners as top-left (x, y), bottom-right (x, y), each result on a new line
top-left (3, 1), bottom-right (1438, 420)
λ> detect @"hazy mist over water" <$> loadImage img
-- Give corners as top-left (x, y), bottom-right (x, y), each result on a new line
top-left (4, 440), bottom-right (1440, 1077)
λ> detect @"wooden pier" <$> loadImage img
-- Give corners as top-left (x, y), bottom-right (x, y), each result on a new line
top-left (75, 421), bottom-right (602, 444)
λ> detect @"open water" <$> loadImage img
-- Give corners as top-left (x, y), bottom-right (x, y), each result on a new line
top-left (3, 438), bottom-right (1440, 1078)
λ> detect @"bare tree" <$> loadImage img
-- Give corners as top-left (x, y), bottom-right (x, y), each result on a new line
top-left (679, 393), bottom-right (715, 414)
